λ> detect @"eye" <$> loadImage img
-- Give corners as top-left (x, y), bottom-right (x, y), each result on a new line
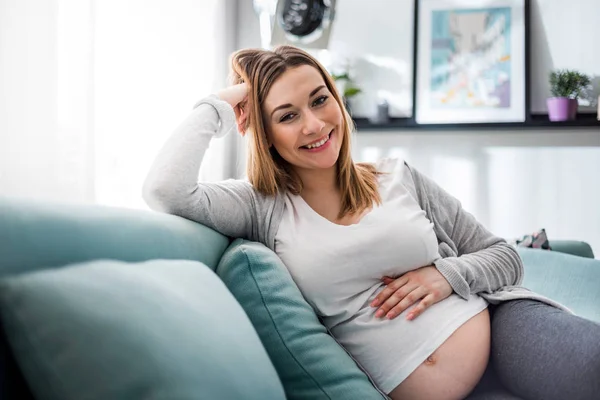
top-left (280, 113), bottom-right (296, 122)
top-left (312, 95), bottom-right (328, 107)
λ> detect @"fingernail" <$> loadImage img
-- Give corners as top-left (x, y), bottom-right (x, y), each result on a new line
top-left (407, 313), bottom-right (414, 320)
top-left (371, 300), bottom-right (379, 307)
top-left (386, 312), bottom-right (394, 319)
top-left (375, 310), bottom-right (384, 318)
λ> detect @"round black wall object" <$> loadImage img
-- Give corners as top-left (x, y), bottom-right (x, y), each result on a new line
top-left (278, 0), bottom-right (326, 37)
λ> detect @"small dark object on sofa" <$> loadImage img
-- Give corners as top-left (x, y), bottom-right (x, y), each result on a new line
top-left (516, 228), bottom-right (551, 250)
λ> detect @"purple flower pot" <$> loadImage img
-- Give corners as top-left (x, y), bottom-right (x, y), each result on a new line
top-left (547, 97), bottom-right (578, 121)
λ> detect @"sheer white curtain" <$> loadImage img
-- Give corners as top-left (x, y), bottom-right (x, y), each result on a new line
top-left (0, 0), bottom-right (235, 209)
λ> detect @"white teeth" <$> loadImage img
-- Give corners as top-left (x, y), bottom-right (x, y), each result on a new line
top-left (305, 134), bottom-right (330, 149)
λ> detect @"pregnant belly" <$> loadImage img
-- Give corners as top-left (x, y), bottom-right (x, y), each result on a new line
top-left (388, 308), bottom-right (490, 400)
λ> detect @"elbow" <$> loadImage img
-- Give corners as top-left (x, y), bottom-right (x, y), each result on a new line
top-left (142, 179), bottom-right (177, 213)
top-left (141, 182), bottom-right (163, 211)
top-left (514, 252), bottom-right (525, 286)
top-left (503, 242), bottom-right (525, 286)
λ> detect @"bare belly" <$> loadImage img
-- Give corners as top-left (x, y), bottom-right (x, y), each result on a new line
top-left (389, 308), bottom-right (491, 400)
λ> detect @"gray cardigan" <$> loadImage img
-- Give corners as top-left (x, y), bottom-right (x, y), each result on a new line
top-left (143, 95), bottom-right (567, 311)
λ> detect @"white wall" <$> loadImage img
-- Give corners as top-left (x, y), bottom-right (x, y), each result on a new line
top-left (235, 0), bottom-right (600, 256)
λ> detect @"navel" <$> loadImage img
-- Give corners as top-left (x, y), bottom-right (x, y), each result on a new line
top-left (424, 354), bottom-right (437, 366)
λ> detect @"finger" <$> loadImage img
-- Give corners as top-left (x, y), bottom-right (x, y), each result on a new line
top-left (372, 280), bottom-right (406, 309)
top-left (239, 118), bottom-right (248, 133)
top-left (385, 287), bottom-right (428, 320)
top-left (232, 83), bottom-right (248, 105)
top-left (406, 294), bottom-right (435, 321)
top-left (371, 276), bottom-right (408, 307)
top-left (374, 284), bottom-right (418, 318)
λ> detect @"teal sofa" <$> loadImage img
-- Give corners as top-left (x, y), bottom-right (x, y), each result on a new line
top-left (0, 196), bottom-right (598, 399)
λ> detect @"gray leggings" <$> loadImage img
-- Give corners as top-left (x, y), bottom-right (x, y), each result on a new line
top-left (466, 300), bottom-right (600, 400)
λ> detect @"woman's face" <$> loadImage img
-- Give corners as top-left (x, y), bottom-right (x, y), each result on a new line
top-left (262, 65), bottom-right (343, 173)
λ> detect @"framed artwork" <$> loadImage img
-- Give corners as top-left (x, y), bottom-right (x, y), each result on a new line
top-left (413, 0), bottom-right (529, 124)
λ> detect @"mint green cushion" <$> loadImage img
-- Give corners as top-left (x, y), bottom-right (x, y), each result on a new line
top-left (216, 239), bottom-right (387, 400)
top-left (518, 248), bottom-right (600, 323)
top-left (0, 259), bottom-right (285, 400)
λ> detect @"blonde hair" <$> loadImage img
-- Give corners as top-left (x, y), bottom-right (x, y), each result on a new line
top-left (229, 45), bottom-right (380, 218)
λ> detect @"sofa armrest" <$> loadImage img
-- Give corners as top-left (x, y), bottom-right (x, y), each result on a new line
top-left (518, 248), bottom-right (600, 323)
top-left (549, 240), bottom-right (595, 259)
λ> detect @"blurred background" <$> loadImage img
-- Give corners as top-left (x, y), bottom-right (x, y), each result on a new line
top-left (1, 0), bottom-right (599, 255)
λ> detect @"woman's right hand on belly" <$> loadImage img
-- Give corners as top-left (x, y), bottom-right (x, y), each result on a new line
top-left (373, 266), bottom-right (453, 321)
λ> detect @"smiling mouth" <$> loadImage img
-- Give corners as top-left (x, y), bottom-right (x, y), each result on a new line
top-left (300, 130), bottom-right (333, 150)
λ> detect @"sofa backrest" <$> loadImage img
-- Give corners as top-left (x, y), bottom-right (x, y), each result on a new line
top-left (0, 196), bottom-right (229, 278)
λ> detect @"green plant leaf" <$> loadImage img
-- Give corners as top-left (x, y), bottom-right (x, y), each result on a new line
top-left (344, 87), bottom-right (362, 97)
top-left (331, 72), bottom-right (350, 81)
top-left (549, 69), bottom-right (591, 99)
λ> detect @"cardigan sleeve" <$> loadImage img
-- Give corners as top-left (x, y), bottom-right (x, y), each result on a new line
top-left (407, 163), bottom-right (524, 300)
top-left (142, 95), bottom-right (258, 240)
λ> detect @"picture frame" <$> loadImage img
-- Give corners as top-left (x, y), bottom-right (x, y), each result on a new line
top-left (413, 0), bottom-right (529, 125)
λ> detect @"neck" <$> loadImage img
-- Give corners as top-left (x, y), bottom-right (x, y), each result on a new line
top-left (295, 164), bottom-right (338, 195)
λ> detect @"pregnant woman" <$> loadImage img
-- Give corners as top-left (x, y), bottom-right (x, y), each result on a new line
top-left (143, 45), bottom-right (600, 400)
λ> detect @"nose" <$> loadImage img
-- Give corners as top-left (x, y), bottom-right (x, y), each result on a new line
top-left (301, 109), bottom-right (326, 136)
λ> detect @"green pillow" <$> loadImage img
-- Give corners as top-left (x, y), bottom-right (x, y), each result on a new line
top-left (0, 259), bottom-right (286, 400)
top-left (216, 239), bottom-right (388, 400)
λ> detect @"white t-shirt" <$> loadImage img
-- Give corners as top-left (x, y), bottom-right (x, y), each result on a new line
top-left (274, 159), bottom-right (488, 394)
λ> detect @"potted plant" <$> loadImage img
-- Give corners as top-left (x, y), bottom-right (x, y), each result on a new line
top-left (547, 69), bottom-right (591, 121)
top-left (331, 72), bottom-right (362, 116)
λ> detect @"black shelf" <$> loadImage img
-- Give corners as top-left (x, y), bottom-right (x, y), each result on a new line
top-left (353, 113), bottom-right (600, 131)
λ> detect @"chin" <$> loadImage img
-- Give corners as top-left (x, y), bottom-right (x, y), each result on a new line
top-left (307, 146), bottom-right (340, 170)
top-left (289, 151), bottom-right (339, 172)
top-left (310, 160), bottom-right (337, 171)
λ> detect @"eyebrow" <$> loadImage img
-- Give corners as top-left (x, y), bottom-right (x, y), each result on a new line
top-left (270, 85), bottom-right (326, 118)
